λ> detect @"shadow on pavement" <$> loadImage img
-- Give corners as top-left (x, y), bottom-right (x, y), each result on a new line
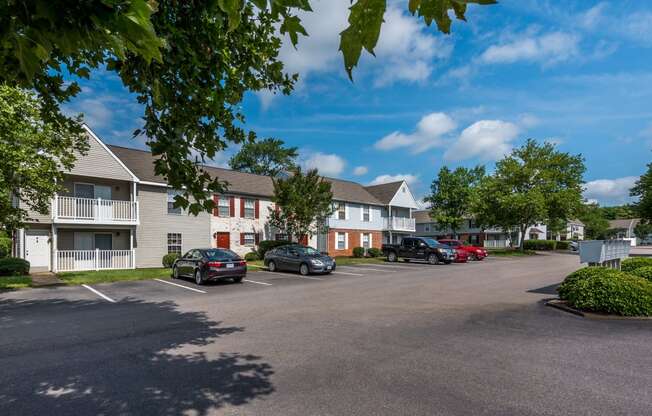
top-left (0, 297), bottom-right (274, 415)
top-left (527, 283), bottom-right (560, 295)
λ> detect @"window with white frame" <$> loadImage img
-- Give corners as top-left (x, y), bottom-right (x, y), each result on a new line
top-left (275, 233), bottom-right (289, 241)
top-left (244, 198), bottom-right (255, 218)
top-left (336, 232), bottom-right (346, 250)
top-left (425, 225), bottom-right (431, 232)
top-left (362, 233), bottom-right (370, 248)
top-left (337, 202), bottom-right (346, 220)
top-left (362, 205), bottom-right (370, 222)
top-left (167, 233), bottom-right (182, 254)
top-left (218, 196), bottom-right (230, 217)
top-left (167, 190), bottom-right (183, 215)
top-left (243, 233), bottom-right (256, 246)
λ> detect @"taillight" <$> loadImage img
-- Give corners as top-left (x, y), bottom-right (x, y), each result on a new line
top-left (239, 260), bottom-right (247, 267)
top-left (207, 261), bottom-right (223, 268)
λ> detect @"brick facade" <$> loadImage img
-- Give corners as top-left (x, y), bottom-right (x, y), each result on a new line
top-left (328, 228), bottom-right (382, 257)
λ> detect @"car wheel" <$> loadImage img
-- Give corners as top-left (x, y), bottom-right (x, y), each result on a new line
top-left (387, 252), bottom-right (398, 262)
top-left (172, 266), bottom-right (179, 279)
top-left (195, 269), bottom-right (204, 285)
top-left (428, 253), bottom-right (438, 265)
top-left (403, 258), bottom-right (410, 263)
top-left (268, 260), bottom-right (277, 272)
top-left (232, 276), bottom-right (243, 283)
top-left (470, 253), bottom-right (477, 261)
top-left (299, 263), bottom-right (310, 276)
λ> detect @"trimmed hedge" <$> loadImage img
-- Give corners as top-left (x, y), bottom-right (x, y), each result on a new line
top-left (352, 247), bottom-right (365, 258)
top-left (628, 266), bottom-right (652, 283)
top-left (244, 252), bottom-right (260, 261)
top-left (621, 257), bottom-right (652, 273)
top-left (257, 240), bottom-right (291, 258)
top-left (558, 266), bottom-right (652, 316)
top-left (162, 253), bottom-right (180, 268)
top-left (367, 247), bottom-right (382, 258)
top-left (0, 257), bottom-right (30, 276)
top-left (523, 239), bottom-right (556, 250)
top-left (555, 241), bottom-right (570, 250)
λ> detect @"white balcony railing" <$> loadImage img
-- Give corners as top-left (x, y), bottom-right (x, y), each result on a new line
top-left (383, 216), bottom-right (416, 232)
top-left (56, 249), bottom-right (135, 272)
top-left (53, 196), bottom-right (139, 224)
top-left (484, 240), bottom-right (510, 248)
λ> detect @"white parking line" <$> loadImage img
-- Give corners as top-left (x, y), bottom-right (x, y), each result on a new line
top-left (244, 279), bottom-right (272, 286)
top-left (82, 284), bottom-right (117, 303)
top-left (356, 263), bottom-right (415, 270)
top-left (331, 270), bottom-right (364, 276)
top-left (300, 275), bottom-right (323, 280)
top-left (154, 279), bottom-right (207, 293)
top-left (247, 264), bottom-right (265, 268)
top-left (338, 266), bottom-right (386, 272)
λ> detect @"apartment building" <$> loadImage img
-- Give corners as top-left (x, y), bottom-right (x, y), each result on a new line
top-left (13, 126), bottom-right (420, 271)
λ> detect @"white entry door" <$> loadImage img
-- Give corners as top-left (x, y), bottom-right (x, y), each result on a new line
top-left (25, 230), bottom-right (50, 270)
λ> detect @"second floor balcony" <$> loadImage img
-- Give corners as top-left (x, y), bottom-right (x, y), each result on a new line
top-left (53, 196), bottom-right (139, 225)
top-left (383, 216), bottom-right (416, 232)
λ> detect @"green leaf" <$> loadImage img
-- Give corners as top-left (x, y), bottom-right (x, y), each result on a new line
top-left (219, 0), bottom-right (245, 31)
top-left (280, 15), bottom-right (308, 47)
top-left (338, 0), bottom-right (387, 79)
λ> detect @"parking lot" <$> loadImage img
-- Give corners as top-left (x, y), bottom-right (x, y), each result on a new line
top-left (2, 253), bottom-right (651, 416)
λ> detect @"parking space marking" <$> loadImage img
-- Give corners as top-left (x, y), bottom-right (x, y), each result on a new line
top-left (338, 266), bottom-right (386, 273)
top-left (82, 284), bottom-right (117, 303)
top-left (244, 279), bottom-right (272, 286)
top-left (247, 264), bottom-right (265, 269)
top-left (356, 263), bottom-right (415, 270)
top-left (154, 279), bottom-right (207, 294)
top-left (300, 275), bottom-right (323, 280)
top-left (331, 270), bottom-right (364, 276)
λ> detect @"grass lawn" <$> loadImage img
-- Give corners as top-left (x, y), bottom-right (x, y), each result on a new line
top-left (58, 268), bottom-right (171, 285)
top-left (487, 248), bottom-right (536, 256)
top-left (0, 276), bottom-right (32, 290)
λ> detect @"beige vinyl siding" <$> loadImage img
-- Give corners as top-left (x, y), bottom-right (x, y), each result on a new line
top-left (67, 132), bottom-right (134, 181)
top-left (61, 176), bottom-right (132, 201)
top-left (20, 200), bottom-right (52, 224)
top-left (135, 185), bottom-right (211, 268)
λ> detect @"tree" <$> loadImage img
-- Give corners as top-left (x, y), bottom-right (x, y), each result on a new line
top-left (0, 85), bottom-right (88, 229)
top-left (473, 139), bottom-right (585, 250)
top-left (631, 161), bottom-right (652, 221)
top-left (229, 138), bottom-right (298, 176)
top-left (0, 0), bottom-right (495, 215)
top-left (268, 167), bottom-right (334, 241)
top-left (577, 203), bottom-right (610, 240)
top-left (600, 204), bottom-right (636, 220)
top-left (634, 221), bottom-right (652, 241)
top-left (425, 165), bottom-right (485, 238)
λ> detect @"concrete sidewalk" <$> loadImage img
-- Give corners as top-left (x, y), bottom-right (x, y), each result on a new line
top-left (29, 272), bottom-right (64, 287)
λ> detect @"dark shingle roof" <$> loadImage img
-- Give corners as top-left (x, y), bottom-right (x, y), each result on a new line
top-left (364, 181), bottom-right (404, 204)
top-left (108, 144), bottom-right (383, 203)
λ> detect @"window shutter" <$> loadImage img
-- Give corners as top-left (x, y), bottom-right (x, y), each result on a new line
top-left (345, 204), bottom-right (349, 220)
top-left (360, 233), bottom-right (363, 248)
top-left (240, 233), bottom-right (245, 245)
top-left (345, 233), bottom-right (349, 250)
top-left (229, 196), bottom-right (235, 217)
top-left (360, 206), bottom-right (364, 221)
top-left (255, 233), bottom-right (260, 245)
top-left (370, 233), bottom-right (373, 247)
top-left (212, 195), bottom-right (218, 216)
top-left (240, 198), bottom-right (245, 218)
top-left (255, 199), bottom-right (260, 219)
top-left (369, 206), bottom-right (373, 221)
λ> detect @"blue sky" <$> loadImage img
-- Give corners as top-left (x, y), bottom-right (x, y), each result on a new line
top-left (65, 0), bottom-right (652, 206)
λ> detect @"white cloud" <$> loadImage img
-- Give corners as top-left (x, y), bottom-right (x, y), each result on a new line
top-left (302, 152), bottom-right (346, 177)
top-left (74, 98), bottom-right (113, 128)
top-left (369, 174), bottom-right (419, 186)
top-left (518, 113), bottom-right (540, 128)
top-left (374, 112), bottom-right (456, 154)
top-left (444, 120), bottom-right (520, 162)
top-left (480, 31), bottom-right (580, 65)
top-left (583, 176), bottom-right (638, 205)
top-left (353, 166), bottom-right (368, 176)
top-left (579, 3), bottom-right (608, 30)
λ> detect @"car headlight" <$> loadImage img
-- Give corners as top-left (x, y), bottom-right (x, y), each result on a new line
top-left (311, 259), bottom-right (324, 266)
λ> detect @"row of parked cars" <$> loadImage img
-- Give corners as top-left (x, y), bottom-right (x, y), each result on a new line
top-left (171, 237), bottom-right (488, 285)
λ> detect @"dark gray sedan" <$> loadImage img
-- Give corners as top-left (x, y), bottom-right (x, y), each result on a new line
top-left (264, 244), bottom-right (336, 275)
top-left (172, 248), bottom-right (246, 285)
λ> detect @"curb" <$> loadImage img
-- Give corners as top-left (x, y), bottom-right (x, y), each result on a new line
top-left (545, 299), bottom-right (652, 320)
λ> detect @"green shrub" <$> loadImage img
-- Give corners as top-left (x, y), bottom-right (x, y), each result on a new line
top-left (367, 247), bottom-right (382, 258)
top-left (0, 231), bottom-right (11, 258)
top-left (352, 247), bottom-right (365, 258)
top-left (257, 240), bottom-right (290, 258)
top-left (558, 267), bottom-right (620, 300)
top-left (564, 272), bottom-right (652, 316)
top-left (523, 239), bottom-right (556, 250)
top-left (244, 252), bottom-right (260, 261)
top-left (621, 257), bottom-right (652, 273)
top-left (0, 257), bottom-right (30, 276)
top-left (162, 253), bottom-right (180, 268)
top-left (555, 241), bottom-right (570, 250)
top-left (628, 265), bottom-right (652, 282)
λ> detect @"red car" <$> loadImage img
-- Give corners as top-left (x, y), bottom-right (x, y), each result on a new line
top-left (453, 248), bottom-right (469, 263)
top-left (438, 239), bottom-right (488, 260)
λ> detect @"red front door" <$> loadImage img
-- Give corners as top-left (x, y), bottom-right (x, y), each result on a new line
top-left (298, 235), bottom-right (308, 246)
top-left (215, 232), bottom-right (230, 249)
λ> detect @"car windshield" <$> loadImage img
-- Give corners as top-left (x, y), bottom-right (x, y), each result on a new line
top-left (204, 249), bottom-right (239, 261)
top-left (422, 238), bottom-right (440, 248)
top-left (293, 246), bottom-right (320, 255)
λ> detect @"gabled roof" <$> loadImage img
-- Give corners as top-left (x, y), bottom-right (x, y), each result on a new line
top-left (108, 144), bottom-right (383, 203)
top-left (364, 181), bottom-right (404, 204)
top-left (413, 210), bottom-right (433, 223)
top-left (608, 218), bottom-right (640, 230)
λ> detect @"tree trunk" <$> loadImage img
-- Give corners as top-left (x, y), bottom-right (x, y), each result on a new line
top-left (519, 225), bottom-right (527, 251)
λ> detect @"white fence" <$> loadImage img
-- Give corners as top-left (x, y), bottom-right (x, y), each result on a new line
top-left (56, 250), bottom-right (135, 272)
top-left (484, 240), bottom-right (510, 248)
top-left (54, 196), bottom-right (138, 223)
top-left (384, 217), bottom-right (416, 232)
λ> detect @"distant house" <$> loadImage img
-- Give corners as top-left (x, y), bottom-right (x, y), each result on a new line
top-left (547, 219), bottom-right (585, 241)
top-left (607, 219), bottom-right (639, 239)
